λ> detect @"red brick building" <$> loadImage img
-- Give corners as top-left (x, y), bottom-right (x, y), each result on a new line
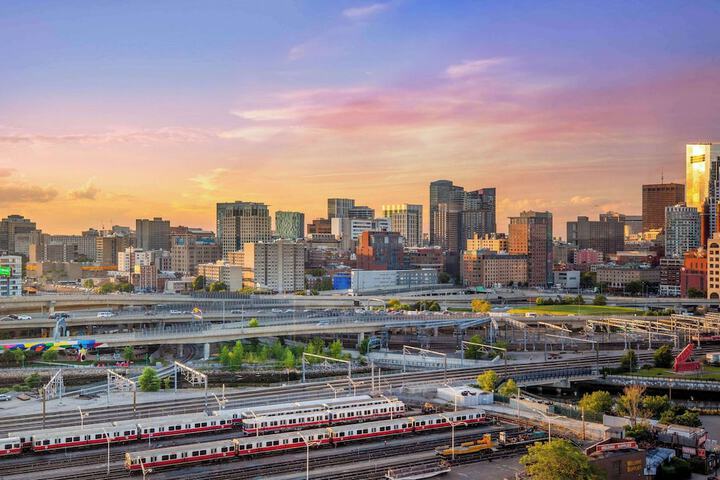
top-left (356, 231), bottom-right (404, 270)
top-left (680, 249), bottom-right (707, 297)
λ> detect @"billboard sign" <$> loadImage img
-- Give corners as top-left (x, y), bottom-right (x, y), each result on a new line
top-left (0, 266), bottom-right (11, 277)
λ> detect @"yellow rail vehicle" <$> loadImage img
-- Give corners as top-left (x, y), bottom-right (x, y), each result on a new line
top-left (435, 433), bottom-right (495, 457)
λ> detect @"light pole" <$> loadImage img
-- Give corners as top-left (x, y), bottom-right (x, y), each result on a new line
top-left (347, 377), bottom-right (363, 396)
top-left (326, 383), bottom-right (340, 399)
top-left (531, 408), bottom-right (561, 441)
top-left (101, 428), bottom-right (111, 476)
top-left (438, 414), bottom-right (467, 461)
top-left (379, 394), bottom-right (395, 419)
top-left (297, 432), bottom-right (319, 480)
top-left (443, 384), bottom-right (463, 412)
top-left (212, 393), bottom-right (227, 411)
top-left (78, 407), bottom-right (89, 429)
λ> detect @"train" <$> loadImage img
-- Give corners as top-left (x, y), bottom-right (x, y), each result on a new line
top-left (125, 409), bottom-right (489, 471)
top-left (434, 427), bottom-right (548, 458)
top-left (2, 395), bottom-right (406, 457)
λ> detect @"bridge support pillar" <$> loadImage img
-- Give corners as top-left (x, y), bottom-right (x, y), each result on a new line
top-left (203, 343), bottom-right (210, 360)
top-left (432, 327), bottom-right (439, 337)
top-left (357, 332), bottom-right (365, 347)
top-left (48, 301), bottom-right (55, 314)
top-left (178, 344), bottom-right (184, 357)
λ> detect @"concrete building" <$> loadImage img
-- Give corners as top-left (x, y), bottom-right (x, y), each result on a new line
top-left (307, 218), bottom-right (332, 235)
top-left (96, 235), bottom-right (132, 266)
top-left (327, 198), bottom-right (355, 219)
top-left (331, 217), bottom-right (390, 251)
top-left (595, 264), bottom-right (660, 290)
top-left (509, 211), bottom-right (553, 287)
top-left (26, 261), bottom-right (85, 284)
top-left (0, 255), bottom-right (22, 296)
top-left (350, 269), bottom-right (438, 295)
top-left (197, 260), bottom-right (244, 291)
top-left (404, 246), bottom-right (445, 271)
top-left (118, 247), bottom-right (170, 273)
top-left (381, 204), bottom-right (423, 247)
top-left (241, 240), bottom-right (305, 293)
top-left (664, 204), bottom-right (700, 258)
top-left (171, 232), bottom-right (220, 275)
top-left (79, 229), bottom-right (99, 260)
top-left (466, 233), bottom-right (508, 253)
top-left (574, 248), bottom-right (604, 265)
top-left (680, 249), bottom-right (706, 297)
top-left (461, 188), bottom-right (496, 248)
top-left (219, 202), bottom-right (271, 257)
top-left (553, 270), bottom-right (580, 290)
top-left (0, 215), bottom-right (36, 254)
top-left (642, 183), bottom-right (685, 231)
top-left (216, 201), bottom-right (269, 246)
top-left (430, 180), bottom-right (465, 251)
top-left (135, 217), bottom-right (170, 251)
top-left (304, 234), bottom-right (349, 270)
top-left (461, 250), bottom-right (528, 288)
top-left (356, 231), bottom-right (404, 271)
top-left (132, 264), bottom-right (159, 292)
top-left (348, 206), bottom-right (374, 219)
top-left (553, 240), bottom-right (577, 264)
top-left (567, 213), bottom-right (625, 258)
top-left (659, 257), bottom-right (683, 297)
top-left (275, 211), bottom-right (305, 240)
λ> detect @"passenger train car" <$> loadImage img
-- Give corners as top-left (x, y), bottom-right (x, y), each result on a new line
top-left (137, 412), bottom-right (234, 440)
top-left (124, 409), bottom-right (489, 472)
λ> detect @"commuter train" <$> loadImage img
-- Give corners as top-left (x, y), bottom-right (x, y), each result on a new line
top-left (125, 409), bottom-right (489, 471)
top-left (1, 395), bottom-right (405, 457)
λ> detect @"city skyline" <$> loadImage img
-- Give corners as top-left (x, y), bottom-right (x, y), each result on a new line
top-left (2, 1), bottom-right (720, 233)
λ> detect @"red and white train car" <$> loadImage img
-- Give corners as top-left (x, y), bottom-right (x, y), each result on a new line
top-left (328, 400), bottom-right (405, 424)
top-left (410, 409), bottom-right (487, 432)
top-left (235, 428), bottom-right (331, 456)
top-left (0, 437), bottom-right (21, 457)
top-left (125, 439), bottom-right (237, 471)
top-left (329, 417), bottom-right (413, 443)
top-left (137, 412), bottom-right (234, 440)
top-left (242, 410), bottom-right (330, 434)
top-left (31, 421), bottom-right (138, 452)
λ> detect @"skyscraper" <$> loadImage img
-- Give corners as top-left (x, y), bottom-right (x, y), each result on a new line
top-left (218, 202), bottom-right (272, 257)
top-left (135, 217), bottom-right (170, 251)
top-left (381, 204), bottom-right (423, 247)
top-left (665, 204), bottom-right (700, 258)
top-left (566, 213), bottom-right (625, 258)
top-left (461, 188), bottom-right (496, 248)
top-left (216, 201), bottom-right (269, 244)
top-left (509, 211), bottom-right (553, 287)
top-left (275, 211), bottom-right (305, 240)
top-left (327, 198), bottom-right (355, 219)
top-left (0, 215), bottom-right (37, 254)
top-left (686, 143), bottom-right (720, 240)
top-left (642, 183), bottom-right (685, 231)
top-left (429, 180), bottom-right (464, 250)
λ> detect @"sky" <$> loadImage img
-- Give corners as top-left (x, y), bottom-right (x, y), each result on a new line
top-left (1, 0), bottom-right (719, 236)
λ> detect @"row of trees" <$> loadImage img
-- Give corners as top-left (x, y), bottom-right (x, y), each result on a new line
top-left (475, 369), bottom-right (518, 397)
top-left (578, 385), bottom-right (701, 427)
top-left (386, 299), bottom-right (443, 312)
top-left (464, 336), bottom-right (508, 360)
top-left (218, 338), bottom-right (346, 370)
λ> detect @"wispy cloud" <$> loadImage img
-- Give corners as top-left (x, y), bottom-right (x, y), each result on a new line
top-left (342, 3), bottom-right (390, 20)
top-left (0, 127), bottom-right (215, 145)
top-left (69, 180), bottom-right (100, 200)
top-left (444, 57), bottom-right (509, 79)
top-left (190, 168), bottom-right (229, 192)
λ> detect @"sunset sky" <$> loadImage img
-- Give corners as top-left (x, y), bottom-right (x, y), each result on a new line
top-left (1, 0), bottom-right (719, 236)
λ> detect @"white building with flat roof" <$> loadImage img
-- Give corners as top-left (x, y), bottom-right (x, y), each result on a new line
top-left (0, 255), bottom-right (22, 296)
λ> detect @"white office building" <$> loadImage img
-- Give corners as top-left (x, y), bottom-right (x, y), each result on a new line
top-left (0, 255), bottom-right (22, 296)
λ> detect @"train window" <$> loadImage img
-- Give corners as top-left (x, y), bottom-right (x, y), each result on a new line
top-left (273, 440), bottom-right (279, 446)
top-left (289, 419), bottom-right (296, 424)
top-left (182, 452), bottom-right (188, 458)
top-left (3, 443), bottom-right (10, 449)
top-left (245, 444), bottom-right (253, 450)
top-left (161, 455), bottom-right (169, 461)
top-left (192, 451), bottom-right (199, 456)
top-left (95, 434), bottom-right (102, 440)
top-left (338, 432), bottom-right (345, 437)
top-left (280, 419), bottom-right (286, 425)
top-left (271, 421), bottom-right (277, 426)
top-left (282, 439), bottom-right (288, 444)
top-left (168, 426), bottom-right (175, 431)
top-left (150, 456), bottom-right (157, 462)
top-left (170, 454), bottom-right (177, 459)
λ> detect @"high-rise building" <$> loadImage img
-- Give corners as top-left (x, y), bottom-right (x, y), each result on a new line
top-left (461, 250), bottom-right (528, 288)
top-left (382, 204), bottom-right (423, 247)
top-left (566, 214), bottom-right (625, 258)
top-left (509, 211), bottom-right (553, 287)
top-left (0, 215), bottom-right (37, 254)
top-left (96, 235), bottom-right (132, 266)
top-left (659, 257), bottom-right (683, 297)
top-left (642, 183), bottom-right (684, 231)
top-left (331, 217), bottom-right (390, 251)
top-left (429, 180), bottom-right (465, 251)
top-left (461, 188), bottom-right (496, 248)
top-left (242, 240), bottom-right (305, 293)
top-left (0, 255), bottom-right (22, 296)
top-left (356, 231), bottom-right (404, 270)
top-left (171, 230), bottom-right (220, 275)
top-left (466, 233), bottom-right (508, 253)
top-left (327, 198), bottom-right (355, 219)
top-left (623, 215), bottom-right (643, 237)
top-left (707, 233), bottom-right (720, 299)
top-left (275, 211), bottom-right (305, 240)
top-left (686, 143), bottom-right (720, 242)
top-left (136, 217), bottom-right (171, 251)
top-left (348, 206), bottom-right (374, 219)
top-left (80, 229), bottom-right (99, 260)
top-left (665, 205), bottom-right (700, 258)
top-left (218, 202), bottom-right (271, 257)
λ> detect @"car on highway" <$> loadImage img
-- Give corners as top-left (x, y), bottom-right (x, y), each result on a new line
top-left (169, 310), bottom-right (182, 315)
top-left (230, 309), bottom-right (243, 314)
top-left (97, 311), bottom-right (115, 318)
top-left (0, 394), bottom-right (12, 401)
top-left (16, 314), bottom-right (32, 320)
top-left (48, 312), bottom-right (70, 320)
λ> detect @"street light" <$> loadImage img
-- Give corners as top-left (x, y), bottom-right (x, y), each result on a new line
top-left (531, 408), bottom-right (561, 441)
top-left (212, 393), bottom-right (227, 411)
top-left (347, 377), bottom-right (363, 396)
top-left (297, 431), bottom-right (320, 480)
top-left (438, 413), bottom-right (467, 461)
top-left (101, 428), bottom-right (111, 476)
top-left (326, 383), bottom-right (342, 399)
top-left (77, 406), bottom-right (89, 429)
top-left (442, 384), bottom-right (463, 412)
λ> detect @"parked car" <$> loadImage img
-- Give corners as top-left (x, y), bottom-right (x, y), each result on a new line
top-left (230, 309), bottom-right (243, 314)
top-left (97, 311), bottom-right (115, 318)
top-left (169, 310), bottom-right (182, 315)
top-left (16, 314), bottom-right (32, 320)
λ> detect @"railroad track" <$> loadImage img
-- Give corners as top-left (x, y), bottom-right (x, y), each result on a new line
top-left (0, 352), bottom-right (649, 434)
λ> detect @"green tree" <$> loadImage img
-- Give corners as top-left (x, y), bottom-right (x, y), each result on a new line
top-left (228, 341), bottom-right (244, 369)
top-left (359, 337), bottom-right (370, 354)
top-left (673, 411), bottom-right (701, 427)
top-left (122, 346), bottom-right (135, 363)
top-left (687, 287), bottom-right (704, 299)
top-left (620, 349), bottom-right (638, 372)
top-left (471, 299), bottom-right (492, 313)
top-left (464, 334), bottom-right (484, 360)
top-left (208, 281), bottom-right (228, 292)
top-left (219, 345), bottom-right (231, 366)
top-left (283, 349), bottom-right (296, 369)
top-left (498, 378), bottom-right (519, 397)
top-left (477, 370), bottom-right (498, 392)
top-left (116, 282), bottom-right (134, 293)
top-left (578, 390), bottom-right (613, 415)
top-left (98, 283), bottom-right (114, 294)
top-left (191, 275), bottom-right (206, 291)
top-left (82, 279), bottom-right (95, 289)
top-left (625, 281), bottom-right (645, 296)
top-left (520, 439), bottom-right (600, 480)
top-left (318, 277), bottom-right (333, 291)
top-left (25, 372), bottom-right (42, 389)
top-left (329, 339), bottom-right (343, 358)
top-left (138, 367), bottom-right (161, 392)
top-left (653, 345), bottom-right (673, 369)
top-left (616, 385), bottom-right (647, 425)
top-left (580, 272), bottom-right (596, 289)
top-left (11, 349), bottom-right (25, 367)
top-left (248, 318), bottom-right (259, 328)
top-left (41, 350), bottom-right (58, 362)
top-left (592, 294), bottom-right (607, 306)
top-left (642, 395), bottom-right (670, 418)
top-left (162, 377), bottom-right (172, 389)
top-left (438, 272), bottom-right (451, 284)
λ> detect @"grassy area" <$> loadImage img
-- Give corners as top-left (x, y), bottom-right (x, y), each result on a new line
top-left (625, 365), bottom-right (720, 382)
top-left (507, 305), bottom-right (643, 316)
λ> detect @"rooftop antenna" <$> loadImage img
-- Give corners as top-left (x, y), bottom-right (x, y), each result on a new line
top-left (661, 168), bottom-right (664, 184)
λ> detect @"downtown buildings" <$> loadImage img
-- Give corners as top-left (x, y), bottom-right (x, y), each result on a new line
top-left (642, 183), bottom-right (685, 231)
top-left (217, 201), bottom-right (272, 257)
top-left (508, 211), bottom-right (553, 287)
